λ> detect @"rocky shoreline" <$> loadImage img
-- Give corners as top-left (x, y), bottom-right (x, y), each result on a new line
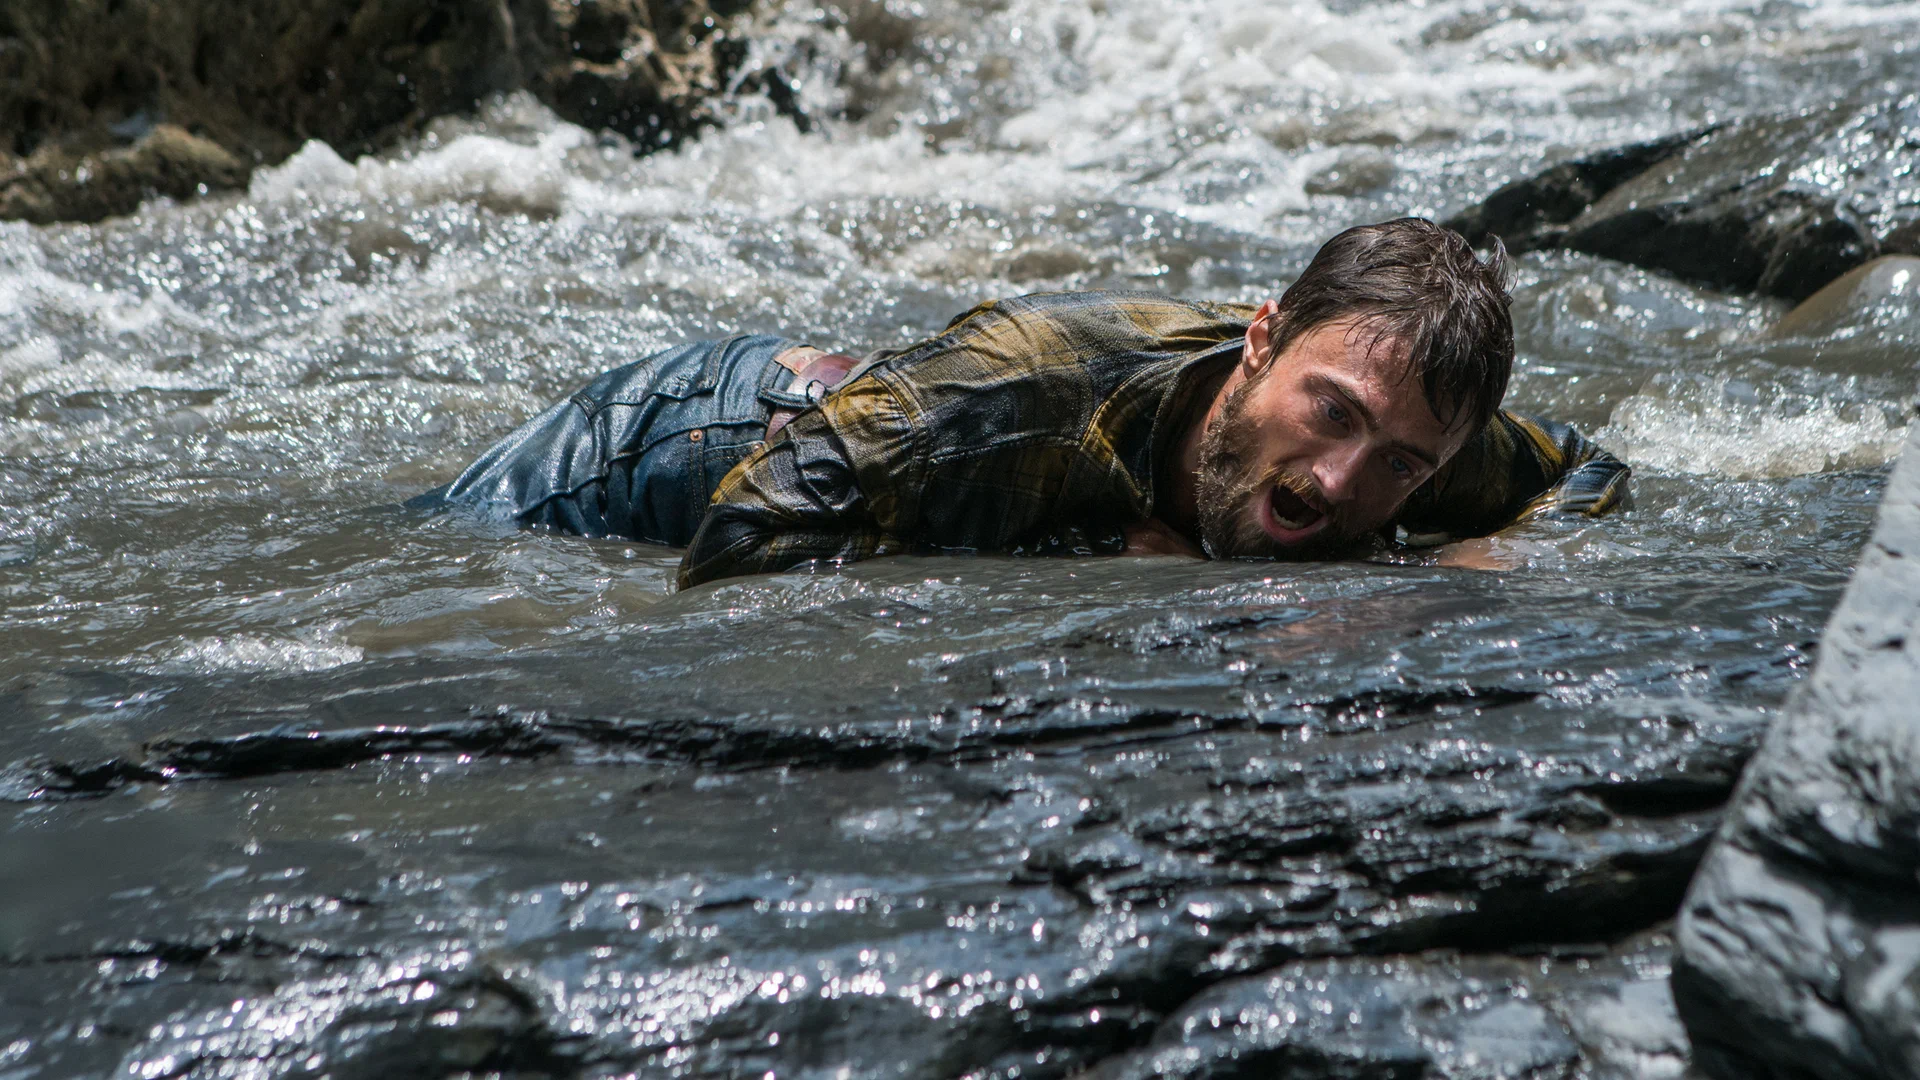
top-left (0, 0), bottom-right (783, 224)
top-left (12, 3), bottom-right (1919, 315)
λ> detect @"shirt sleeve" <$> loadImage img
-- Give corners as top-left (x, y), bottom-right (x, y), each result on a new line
top-left (675, 375), bottom-right (917, 589)
top-left (1395, 410), bottom-right (1632, 543)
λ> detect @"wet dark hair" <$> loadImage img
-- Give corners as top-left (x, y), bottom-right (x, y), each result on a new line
top-left (1265, 218), bottom-right (1513, 432)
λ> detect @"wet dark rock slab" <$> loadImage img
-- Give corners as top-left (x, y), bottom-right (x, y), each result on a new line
top-left (4, 722), bottom-right (1729, 1078)
top-left (1674, 423), bottom-right (1920, 1080)
top-left (1087, 943), bottom-right (1689, 1079)
top-left (0, 551), bottom-right (1837, 1076)
top-left (1447, 97), bottom-right (1920, 301)
top-left (0, 0), bottom-right (774, 224)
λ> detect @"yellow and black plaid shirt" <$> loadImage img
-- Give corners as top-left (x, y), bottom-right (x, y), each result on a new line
top-left (678, 291), bottom-right (1629, 588)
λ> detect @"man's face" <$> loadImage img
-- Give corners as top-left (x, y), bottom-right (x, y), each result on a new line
top-left (1194, 314), bottom-right (1472, 560)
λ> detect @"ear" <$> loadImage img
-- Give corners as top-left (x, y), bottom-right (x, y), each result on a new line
top-left (1243, 298), bottom-right (1282, 376)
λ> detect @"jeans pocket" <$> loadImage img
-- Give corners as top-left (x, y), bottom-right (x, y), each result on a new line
top-left (696, 438), bottom-right (762, 517)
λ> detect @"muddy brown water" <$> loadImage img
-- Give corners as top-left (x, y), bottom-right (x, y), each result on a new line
top-left (2, 0), bottom-right (1916, 1074)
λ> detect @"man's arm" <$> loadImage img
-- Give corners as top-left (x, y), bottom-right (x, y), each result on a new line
top-left (676, 376), bottom-right (916, 589)
top-left (1396, 410), bottom-right (1631, 543)
top-left (1123, 517), bottom-right (1205, 557)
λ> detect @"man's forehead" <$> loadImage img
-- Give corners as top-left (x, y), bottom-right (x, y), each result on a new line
top-left (1332, 319), bottom-right (1414, 371)
top-left (1292, 321), bottom-right (1416, 396)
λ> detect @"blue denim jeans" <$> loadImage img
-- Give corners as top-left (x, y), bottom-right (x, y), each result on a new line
top-left (412, 335), bottom-right (810, 546)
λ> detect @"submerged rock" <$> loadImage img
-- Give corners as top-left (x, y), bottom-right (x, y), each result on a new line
top-left (1769, 254), bottom-right (1920, 339)
top-left (1447, 98), bottom-right (1920, 301)
top-left (1674, 422), bottom-right (1920, 1080)
top-left (1304, 146), bottom-right (1396, 197)
top-left (1087, 944), bottom-right (1688, 1080)
top-left (0, 0), bottom-right (769, 224)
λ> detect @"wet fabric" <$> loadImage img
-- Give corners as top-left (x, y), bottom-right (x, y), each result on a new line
top-left (1397, 409), bottom-right (1631, 540)
top-left (679, 290), bottom-right (1629, 587)
top-left (411, 335), bottom-right (808, 545)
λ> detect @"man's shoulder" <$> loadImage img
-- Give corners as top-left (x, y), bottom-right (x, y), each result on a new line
top-left (846, 289), bottom-right (1245, 443)
top-left (944, 289), bottom-right (1258, 334)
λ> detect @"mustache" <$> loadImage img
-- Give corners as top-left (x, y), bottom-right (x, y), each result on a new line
top-left (1270, 466), bottom-right (1328, 518)
top-left (1196, 459), bottom-right (1360, 560)
top-left (1241, 464), bottom-right (1344, 531)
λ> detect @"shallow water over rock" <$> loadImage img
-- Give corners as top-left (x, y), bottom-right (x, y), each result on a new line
top-left (2, 0), bottom-right (1917, 1075)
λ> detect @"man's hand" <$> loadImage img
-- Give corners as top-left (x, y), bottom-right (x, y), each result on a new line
top-left (1432, 528), bottom-right (1641, 571)
top-left (1123, 517), bottom-right (1205, 558)
top-left (1431, 536), bottom-right (1524, 571)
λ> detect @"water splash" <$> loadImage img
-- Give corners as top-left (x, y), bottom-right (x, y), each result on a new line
top-left (1600, 380), bottom-right (1910, 479)
top-left (149, 633), bottom-right (367, 675)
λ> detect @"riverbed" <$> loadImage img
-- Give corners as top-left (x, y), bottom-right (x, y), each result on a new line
top-left (2, 0), bottom-right (1915, 1075)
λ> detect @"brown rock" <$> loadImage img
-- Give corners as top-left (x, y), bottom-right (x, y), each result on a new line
top-left (0, 124), bottom-right (247, 225)
top-left (1768, 254), bottom-right (1920, 339)
top-left (529, 0), bottom-right (746, 145)
top-left (0, 0), bottom-right (774, 224)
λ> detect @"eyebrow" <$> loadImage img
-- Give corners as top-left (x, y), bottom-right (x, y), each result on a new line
top-left (1310, 373), bottom-right (1442, 470)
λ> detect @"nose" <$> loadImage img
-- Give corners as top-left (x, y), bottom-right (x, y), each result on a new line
top-left (1313, 441), bottom-right (1370, 505)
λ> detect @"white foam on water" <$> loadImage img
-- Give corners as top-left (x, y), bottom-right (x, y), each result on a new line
top-left (712, 0), bottom-right (1466, 233)
top-left (77, 0), bottom-right (1913, 346)
top-left (0, 246), bottom-right (142, 334)
top-left (218, 0), bottom-right (1487, 254)
top-left (1599, 385), bottom-right (1911, 479)
top-left (0, 229), bottom-right (232, 427)
top-left (149, 634), bottom-right (367, 675)
top-left (245, 140), bottom-right (360, 202)
top-left (1431, 527), bottom-right (1656, 571)
top-left (249, 120), bottom-right (592, 220)
top-left (0, 334), bottom-right (61, 380)
top-left (977, 0), bottom-right (1443, 153)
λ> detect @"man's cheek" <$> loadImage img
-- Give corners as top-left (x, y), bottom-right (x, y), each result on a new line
top-left (1353, 499), bottom-right (1400, 535)
top-left (1322, 500), bottom-right (1377, 543)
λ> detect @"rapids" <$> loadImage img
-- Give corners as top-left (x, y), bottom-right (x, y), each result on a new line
top-left (2, 0), bottom-right (1916, 1075)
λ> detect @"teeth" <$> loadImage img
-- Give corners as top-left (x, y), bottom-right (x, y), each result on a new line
top-left (1274, 511), bottom-right (1315, 529)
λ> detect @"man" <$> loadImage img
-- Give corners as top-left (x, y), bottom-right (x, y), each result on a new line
top-left (415, 218), bottom-right (1629, 588)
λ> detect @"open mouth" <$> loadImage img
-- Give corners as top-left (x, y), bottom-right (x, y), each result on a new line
top-left (1267, 483), bottom-right (1327, 537)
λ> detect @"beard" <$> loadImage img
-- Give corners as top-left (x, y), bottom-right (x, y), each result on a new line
top-left (1192, 377), bottom-right (1378, 562)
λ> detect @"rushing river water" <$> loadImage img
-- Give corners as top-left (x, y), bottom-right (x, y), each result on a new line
top-left (2, 0), bottom-right (1917, 1076)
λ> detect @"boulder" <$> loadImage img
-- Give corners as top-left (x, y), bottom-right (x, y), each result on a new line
top-left (1447, 97), bottom-right (1920, 301)
top-left (1769, 254), bottom-right (1920, 339)
top-left (1673, 421), bottom-right (1920, 1080)
top-left (0, 0), bottom-right (768, 224)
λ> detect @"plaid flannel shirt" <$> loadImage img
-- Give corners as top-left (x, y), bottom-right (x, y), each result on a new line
top-left (677, 291), bottom-right (1628, 588)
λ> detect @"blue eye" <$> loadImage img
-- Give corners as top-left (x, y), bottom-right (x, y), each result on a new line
top-left (1390, 457), bottom-right (1413, 479)
top-left (1324, 402), bottom-right (1347, 425)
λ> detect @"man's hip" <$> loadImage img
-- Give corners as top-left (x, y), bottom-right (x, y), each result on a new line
top-left (411, 334), bottom-right (832, 545)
